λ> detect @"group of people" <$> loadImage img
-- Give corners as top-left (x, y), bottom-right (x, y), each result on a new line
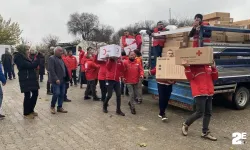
top-left (0, 13), bottom-right (219, 141)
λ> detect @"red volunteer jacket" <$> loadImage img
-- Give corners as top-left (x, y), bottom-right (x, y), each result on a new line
top-left (184, 65), bottom-right (218, 97)
top-left (96, 61), bottom-right (106, 80)
top-left (122, 35), bottom-right (135, 48)
top-left (153, 28), bottom-right (166, 47)
top-left (66, 55), bottom-right (77, 70)
top-left (85, 59), bottom-right (99, 80)
top-left (121, 56), bottom-right (129, 61)
top-left (150, 67), bottom-right (176, 85)
top-left (106, 59), bottom-right (124, 82)
top-left (123, 60), bottom-right (144, 84)
top-left (135, 34), bottom-right (142, 50)
top-left (79, 50), bottom-right (85, 64)
top-left (62, 55), bottom-right (72, 79)
top-left (80, 54), bottom-right (96, 72)
top-left (192, 22), bottom-right (211, 47)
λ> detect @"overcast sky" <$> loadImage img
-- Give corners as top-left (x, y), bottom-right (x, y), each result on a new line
top-left (0, 0), bottom-right (249, 44)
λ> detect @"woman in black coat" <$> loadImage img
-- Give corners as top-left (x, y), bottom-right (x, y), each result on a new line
top-left (37, 52), bottom-right (45, 82)
top-left (14, 45), bottom-right (40, 119)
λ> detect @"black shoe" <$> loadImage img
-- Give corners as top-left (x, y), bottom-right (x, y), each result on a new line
top-left (84, 96), bottom-right (91, 100)
top-left (47, 92), bottom-right (53, 95)
top-left (103, 105), bottom-right (108, 113)
top-left (64, 99), bottom-right (72, 102)
top-left (80, 85), bottom-right (83, 89)
top-left (93, 97), bottom-right (101, 101)
top-left (13, 77), bottom-right (16, 79)
top-left (137, 100), bottom-right (142, 104)
top-left (9, 78), bottom-right (12, 80)
top-left (70, 83), bottom-right (73, 86)
top-left (125, 93), bottom-right (129, 96)
top-left (0, 114), bottom-right (5, 120)
top-left (131, 109), bottom-right (136, 115)
top-left (116, 110), bottom-right (125, 116)
top-left (40, 80), bottom-right (43, 82)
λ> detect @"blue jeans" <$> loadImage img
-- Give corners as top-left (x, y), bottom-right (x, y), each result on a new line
top-left (0, 85), bottom-right (3, 109)
top-left (51, 82), bottom-right (65, 108)
top-left (152, 45), bottom-right (163, 68)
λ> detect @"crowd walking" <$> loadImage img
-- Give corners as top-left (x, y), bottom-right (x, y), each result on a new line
top-left (0, 13), bottom-right (220, 142)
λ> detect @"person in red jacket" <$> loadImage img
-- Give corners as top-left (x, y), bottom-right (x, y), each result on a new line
top-left (121, 30), bottom-right (135, 49)
top-left (103, 56), bottom-right (125, 116)
top-left (123, 51), bottom-right (144, 114)
top-left (66, 50), bottom-right (78, 86)
top-left (147, 21), bottom-right (167, 68)
top-left (78, 46), bottom-right (85, 83)
top-left (181, 59), bottom-right (218, 141)
top-left (95, 54), bottom-right (107, 102)
top-left (62, 50), bottom-right (72, 102)
top-left (189, 14), bottom-right (211, 47)
top-left (133, 31), bottom-right (142, 51)
top-left (120, 51), bottom-right (129, 96)
top-left (80, 47), bottom-right (93, 89)
top-left (84, 54), bottom-right (100, 101)
top-left (149, 50), bottom-right (175, 121)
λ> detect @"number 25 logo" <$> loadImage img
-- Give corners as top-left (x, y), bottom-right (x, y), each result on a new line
top-left (232, 132), bottom-right (247, 145)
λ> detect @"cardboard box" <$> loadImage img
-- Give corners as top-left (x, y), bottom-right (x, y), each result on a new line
top-left (226, 35), bottom-right (244, 42)
top-left (233, 19), bottom-right (250, 25)
top-left (125, 38), bottom-right (135, 45)
top-left (162, 47), bottom-right (179, 53)
top-left (156, 57), bottom-right (187, 81)
top-left (164, 41), bottom-right (188, 48)
top-left (124, 43), bottom-right (137, 55)
top-left (204, 12), bottom-right (230, 20)
top-left (211, 34), bottom-right (226, 42)
top-left (167, 32), bottom-right (189, 38)
top-left (99, 44), bottom-right (121, 59)
top-left (175, 47), bottom-right (214, 65)
top-left (166, 36), bottom-right (189, 41)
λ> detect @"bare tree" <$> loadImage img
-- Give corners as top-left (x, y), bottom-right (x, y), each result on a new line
top-left (91, 24), bottom-right (114, 43)
top-left (67, 12), bottom-right (99, 40)
top-left (42, 34), bottom-right (60, 48)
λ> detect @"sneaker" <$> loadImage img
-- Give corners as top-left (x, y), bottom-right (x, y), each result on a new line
top-left (182, 123), bottom-right (189, 136)
top-left (201, 132), bottom-right (217, 141)
top-left (103, 105), bottom-right (108, 113)
top-left (57, 108), bottom-right (68, 113)
top-left (93, 97), bottom-right (101, 101)
top-left (84, 96), bottom-right (91, 100)
top-left (24, 114), bottom-right (35, 119)
top-left (116, 110), bottom-right (125, 116)
top-left (32, 112), bottom-right (38, 116)
top-left (47, 92), bottom-right (53, 95)
top-left (0, 114), bottom-right (5, 120)
top-left (158, 114), bottom-right (168, 121)
top-left (64, 99), bottom-right (72, 102)
top-left (51, 107), bottom-right (56, 114)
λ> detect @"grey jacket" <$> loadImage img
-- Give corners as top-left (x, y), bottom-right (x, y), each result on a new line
top-left (48, 55), bottom-right (69, 83)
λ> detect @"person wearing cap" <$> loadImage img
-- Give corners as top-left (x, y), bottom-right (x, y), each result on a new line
top-left (189, 14), bottom-right (211, 47)
top-left (146, 21), bottom-right (167, 68)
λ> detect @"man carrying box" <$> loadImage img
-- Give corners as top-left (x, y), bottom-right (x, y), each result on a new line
top-left (121, 30), bottom-right (135, 49)
top-left (149, 49), bottom-right (175, 121)
top-left (189, 14), bottom-right (211, 47)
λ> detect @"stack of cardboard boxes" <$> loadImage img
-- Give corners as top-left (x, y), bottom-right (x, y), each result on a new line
top-left (203, 12), bottom-right (250, 43)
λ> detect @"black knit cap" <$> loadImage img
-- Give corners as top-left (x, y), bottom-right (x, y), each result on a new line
top-left (194, 14), bottom-right (203, 20)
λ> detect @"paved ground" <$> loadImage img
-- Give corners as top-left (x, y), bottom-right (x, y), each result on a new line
top-left (0, 76), bottom-right (250, 150)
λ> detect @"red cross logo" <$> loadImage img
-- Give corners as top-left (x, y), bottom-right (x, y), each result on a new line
top-left (196, 50), bottom-right (202, 56)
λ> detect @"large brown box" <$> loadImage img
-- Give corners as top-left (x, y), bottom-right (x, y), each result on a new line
top-left (233, 19), bottom-right (250, 25)
top-left (175, 47), bottom-right (214, 65)
top-left (203, 12), bottom-right (230, 20)
top-left (164, 40), bottom-right (189, 48)
top-left (156, 57), bottom-right (187, 81)
top-left (166, 32), bottom-right (189, 38)
top-left (211, 34), bottom-right (226, 42)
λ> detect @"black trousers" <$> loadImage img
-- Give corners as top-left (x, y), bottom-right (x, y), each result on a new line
top-left (70, 70), bottom-right (77, 85)
top-left (80, 72), bottom-right (87, 85)
top-left (157, 83), bottom-right (172, 115)
top-left (85, 80), bottom-right (97, 98)
top-left (99, 80), bottom-right (107, 101)
top-left (104, 80), bottom-right (121, 110)
top-left (185, 96), bottom-right (213, 133)
top-left (4, 68), bottom-right (12, 80)
top-left (12, 65), bottom-right (15, 78)
top-left (64, 82), bottom-right (69, 100)
top-left (23, 90), bottom-right (39, 115)
top-left (47, 73), bottom-right (53, 93)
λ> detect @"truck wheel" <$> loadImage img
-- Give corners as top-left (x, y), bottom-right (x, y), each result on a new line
top-left (232, 87), bottom-right (250, 110)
